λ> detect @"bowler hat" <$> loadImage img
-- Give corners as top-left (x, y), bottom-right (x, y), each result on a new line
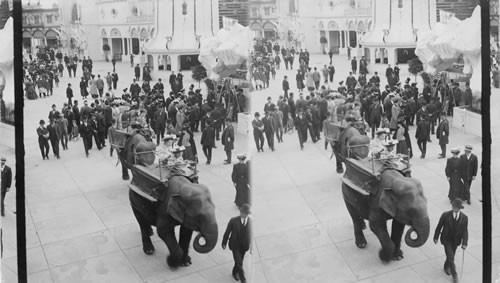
top-left (236, 153), bottom-right (246, 160)
top-left (0, 157), bottom-right (6, 161)
top-left (451, 198), bottom-right (464, 209)
top-left (451, 147), bottom-right (460, 154)
top-left (239, 204), bottom-right (251, 214)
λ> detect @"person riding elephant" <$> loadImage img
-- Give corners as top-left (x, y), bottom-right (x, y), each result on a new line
top-left (130, 175), bottom-right (218, 267)
top-left (342, 169), bottom-right (430, 262)
top-left (332, 114), bottom-right (370, 173)
top-left (117, 129), bottom-right (218, 268)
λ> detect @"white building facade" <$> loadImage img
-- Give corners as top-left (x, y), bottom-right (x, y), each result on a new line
top-left (361, 0), bottom-right (437, 65)
top-left (276, 0), bottom-right (372, 55)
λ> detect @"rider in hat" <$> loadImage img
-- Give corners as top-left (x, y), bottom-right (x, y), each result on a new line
top-left (167, 145), bottom-right (185, 165)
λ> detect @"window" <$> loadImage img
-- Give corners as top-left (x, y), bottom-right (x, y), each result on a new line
top-left (398, 0), bottom-right (403, 8)
top-left (264, 7), bottom-right (270, 16)
top-left (34, 15), bottom-right (40, 25)
top-left (46, 15), bottom-right (52, 24)
top-left (252, 8), bottom-right (258, 17)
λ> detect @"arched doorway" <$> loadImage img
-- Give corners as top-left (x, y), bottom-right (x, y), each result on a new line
top-left (32, 30), bottom-right (45, 49)
top-left (110, 28), bottom-right (123, 61)
top-left (263, 22), bottom-right (277, 40)
top-left (250, 22), bottom-right (262, 39)
top-left (327, 20), bottom-right (340, 54)
top-left (22, 31), bottom-right (32, 53)
top-left (45, 29), bottom-right (59, 49)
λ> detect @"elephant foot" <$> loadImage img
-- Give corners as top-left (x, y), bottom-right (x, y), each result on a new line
top-left (167, 255), bottom-right (181, 268)
top-left (122, 175), bottom-right (130, 181)
top-left (182, 255), bottom-right (192, 266)
top-left (355, 237), bottom-right (367, 249)
top-left (393, 249), bottom-right (404, 261)
top-left (336, 167), bottom-right (344, 174)
top-left (143, 241), bottom-right (155, 255)
top-left (379, 249), bottom-right (393, 263)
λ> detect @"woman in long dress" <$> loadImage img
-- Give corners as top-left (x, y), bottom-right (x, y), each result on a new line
top-left (25, 78), bottom-right (38, 100)
top-left (231, 154), bottom-right (250, 207)
top-left (445, 148), bottom-right (465, 202)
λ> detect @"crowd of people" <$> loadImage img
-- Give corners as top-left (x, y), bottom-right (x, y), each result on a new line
top-left (250, 38), bottom-right (478, 283)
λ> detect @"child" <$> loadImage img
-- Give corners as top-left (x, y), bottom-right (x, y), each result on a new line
top-left (381, 113), bottom-right (390, 129)
top-left (54, 73), bottom-right (59, 88)
top-left (108, 119), bottom-right (117, 157)
top-left (286, 113), bottom-right (294, 133)
top-left (71, 120), bottom-right (79, 141)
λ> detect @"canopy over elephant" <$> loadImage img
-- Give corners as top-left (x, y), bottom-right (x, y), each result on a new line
top-left (339, 131), bottom-right (429, 263)
top-left (114, 129), bottom-right (218, 268)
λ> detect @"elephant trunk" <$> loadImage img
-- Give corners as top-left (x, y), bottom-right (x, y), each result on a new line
top-left (405, 217), bottom-right (430, 248)
top-left (193, 223), bottom-right (218, 254)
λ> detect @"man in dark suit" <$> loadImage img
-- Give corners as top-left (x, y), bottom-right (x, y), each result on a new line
top-left (37, 120), bottom-right (51, 160)
top-left (294, 109), bottom-right (309, 150)
top-left (282, 75), bottom-right (290, 99)
top-left (460, 145), bottom-right (478, 205)
top-left (434, 198), bottom-right (468, 283)
top-left (1, 157), bottom-right (12, 217)
top-left (436, 112), bottom-right (450, 158)
top-left (79, 116), bottom-right (94, 157)
top-left (200, 122), bottom-right (215, 164)
top-left (252, 112), bottom-right (265, 152)
top-left (154, 105), bottom-right (168, 145)
top-left (222, 204), bottom-right (252, 283)
top-left (221, 119), bottom-right (235, 164)
top-left (66, 83), bottom-right (73, 106)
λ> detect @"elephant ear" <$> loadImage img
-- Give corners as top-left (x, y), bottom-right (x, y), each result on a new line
top-left (167, 195), bottom-right (185, 223)
top-left (379, 188), bottom-right (397, 217)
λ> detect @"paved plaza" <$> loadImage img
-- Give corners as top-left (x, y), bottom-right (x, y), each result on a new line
top-left (2, 61), bottom-right (252, 283)
top-left (248, 53), bottom-right (496, 282)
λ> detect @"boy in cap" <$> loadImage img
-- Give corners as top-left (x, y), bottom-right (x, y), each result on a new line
top-left (222, 204), bottom-right (252, 283)
top-left (459, 145), bottom-right (478, 205)
top-left (433, 198), bottom-right (468, 283)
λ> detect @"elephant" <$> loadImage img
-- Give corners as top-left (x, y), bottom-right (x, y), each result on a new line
top-left (130, 175), bottom-right (218, 267)
top-left (342, 169), bottom-right (430, 263)
top-left (117, 131), bottom-right (218, 267)
top-left (331, 123), bottom-right (370, 173)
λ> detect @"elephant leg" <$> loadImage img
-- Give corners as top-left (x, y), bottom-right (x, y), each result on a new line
top-left (390, 220), bottom-right (405, 261)
top-left (369, 219), bottom-right (395, 263)
top-left (334, 152), bottom-right (344, 173)
top-left (131, 206), bottom-right (155, 255)
top-left (179, 226), bottom-right (193, 266)
top-left (343, 195), bottom-right (367, 248)
top-left (157, 218), bottom-right (183, 268)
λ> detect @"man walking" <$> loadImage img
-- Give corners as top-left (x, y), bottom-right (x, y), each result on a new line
top-left (221, 119), bottom-right (235, 164)
top-left (433, 198), bottom-right (468, 283)
top-left (222, 204), bottom-right (252, 283)
top-left (294, 109), bottom-right (309, 150)
top-left (47, 118), bottom-right (61, 159)
top-left (460, 145), bottom-right (478, 205)
top-left (1, 157), bottom-right (12, 217)
top-left (282, 76), bottom-right (290, 99)
top-left (37, 120), bottom-right (50, 160)
top-left (134, 64), bottom-right (141, 81)
top-left (351, 56), bottom-right (357, 74)
top-left (262, 111), bottom-right (275, 151)
top-left (201, 122), bottom-right (215, 164)
top-left (415, 115), bottom-right (430, 159)
top-left (66, 83), bottom-right (73, 106)
top-left (437, 112), bottom-right (449, 158)
top-left (79, 116), bottom-right (93, 157)
top-left (252, 112), bottom-right (265, 152)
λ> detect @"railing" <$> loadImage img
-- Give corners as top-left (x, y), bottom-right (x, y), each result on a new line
top-left (126, 15), bottom-right (153, 24)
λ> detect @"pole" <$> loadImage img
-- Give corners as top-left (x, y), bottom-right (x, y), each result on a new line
top-left (460, 248), bottom-right (465, 280)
